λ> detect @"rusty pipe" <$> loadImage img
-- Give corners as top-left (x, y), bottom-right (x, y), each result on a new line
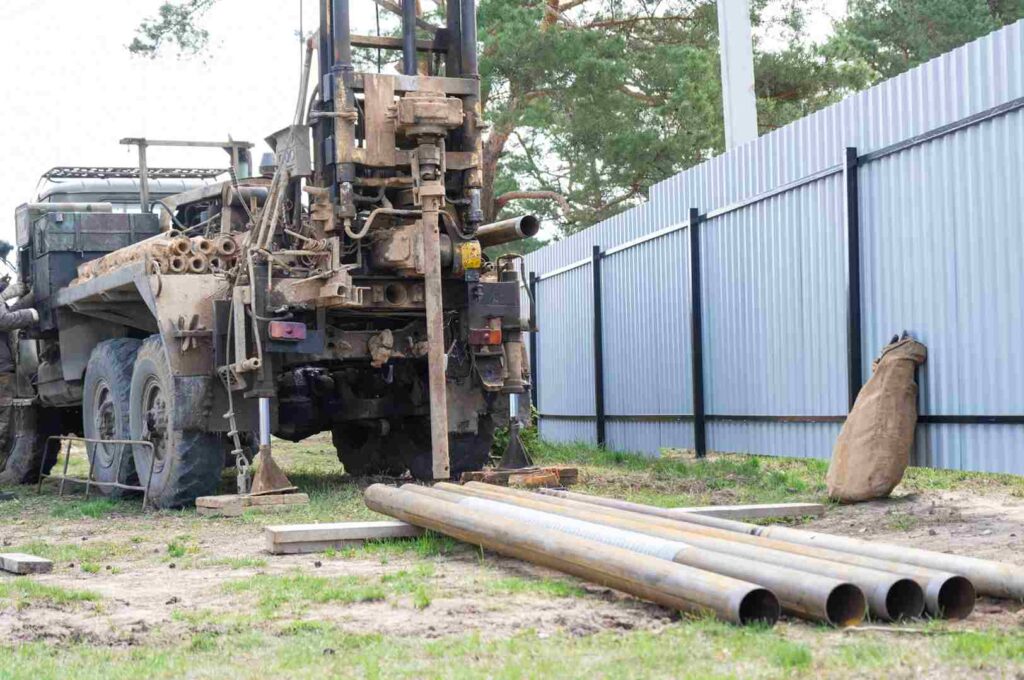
top-left (364, 484), bottom-right (779, 625)
top-left (535, 488), bottom-right (972, 619)
top-left (188, 254), bottom-right (208, 274)
top-left (456, 482), bottom-right (925, 621)
top-left (542, 488), bottom-right (1005, 605)
top-left (474, 215), bottom-right (540, 248)
top-left (168, 255), bottom-right (188, 273)
top-left (410, 485), bottom-right (864, 627)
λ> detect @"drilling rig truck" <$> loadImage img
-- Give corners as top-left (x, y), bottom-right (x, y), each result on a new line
top-left (2, 0), bottom-right (536, 507)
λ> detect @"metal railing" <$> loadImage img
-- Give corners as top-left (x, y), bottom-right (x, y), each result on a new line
top-left (37, 436), bottom-right (158, 510)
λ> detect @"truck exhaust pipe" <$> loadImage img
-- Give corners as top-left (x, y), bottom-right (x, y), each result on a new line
top-left (474, 215), bottom-right (540, 248)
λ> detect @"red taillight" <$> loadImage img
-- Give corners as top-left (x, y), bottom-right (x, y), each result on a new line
top-left (469, 328), bottom-right (502, 345)
top-left (268, 321), bottom-right (307, 341)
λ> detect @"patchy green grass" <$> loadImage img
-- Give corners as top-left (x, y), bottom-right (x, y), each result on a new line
top-left (163, 535), bottom-right (203, 562)
top-left (530, 440), bottom-right (830, 510)
top-left (223, 572), bottom-right (387, 616)
top-left (5, 540), bottom-right (136, 567)
top-left (323, 531), bottom-right (462, 563)
top-left (941, 630), bottom-right (1024, 667)
top-left (223, 564), bottom-right (440, 616)
top-left (47, 498), bottom-right (125, 519)
top-left (0, 580), bottom-right (100, 610)
top-left (484, 575), bottom-right (586, 599)
top-left (199, 556), bottom-right (269, 570)
top-left (4, 618), bottom-right (996, 680)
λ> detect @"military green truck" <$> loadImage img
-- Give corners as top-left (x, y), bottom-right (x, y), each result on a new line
top-left (1, 0), bottom-right (536, 508)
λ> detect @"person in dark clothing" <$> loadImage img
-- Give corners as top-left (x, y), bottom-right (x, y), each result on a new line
top-left (0, 276), bottom-right (39, 475)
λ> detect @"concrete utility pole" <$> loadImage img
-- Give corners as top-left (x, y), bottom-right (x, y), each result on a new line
top-left (717, 0), bottom-right (758, 149)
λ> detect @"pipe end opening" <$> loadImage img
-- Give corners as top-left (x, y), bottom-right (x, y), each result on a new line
top-left (937, 576), bottom-right (976, 620)
top-left (738, 588), bottom-right (780, 626)
top-left (887, 578), bottom-right (926, 621)
top-left (826, 583), bottom-right (867, 628)
top-left (519, 215), bottom-right (541, 239)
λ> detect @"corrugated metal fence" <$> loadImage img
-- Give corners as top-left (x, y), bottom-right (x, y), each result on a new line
top-left (523, 21), bottom-right (1024, 474)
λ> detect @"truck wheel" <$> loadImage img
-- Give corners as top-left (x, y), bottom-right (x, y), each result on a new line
top-left (82, 339), bottom-right (142, 497)
top-left (129, 336), bottom-right (223, 508)
top-left (332, 423), bottom-right (407, 477)
top-left (406, 416), bottom-right (496, 481)
top-left (0, 406), bottom-right (63, 485)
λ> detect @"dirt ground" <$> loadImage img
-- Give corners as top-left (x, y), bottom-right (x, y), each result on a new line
top-left (2, 441), bottom-right (1024, 678)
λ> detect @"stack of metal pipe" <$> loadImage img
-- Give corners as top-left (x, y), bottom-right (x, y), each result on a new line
top-left (364, 482), bottom-right (1023, 627)
top-left (76, 232), bottom-right (241, 280)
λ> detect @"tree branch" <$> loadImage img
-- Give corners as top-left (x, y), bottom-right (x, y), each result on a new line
top-left (584, 14), bottom-right (694, 30)
top-left (372, 0), bottom-right (438, 33)
top-left (495, 191), bottom-right (572, 215)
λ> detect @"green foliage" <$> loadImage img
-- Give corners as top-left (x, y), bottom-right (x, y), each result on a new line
top-left (129, 1), bottom-right (217, 58)
top-left (825, 0), bottom-right (1024, 82)
top-left (481, 0), bottom-right (867, 231)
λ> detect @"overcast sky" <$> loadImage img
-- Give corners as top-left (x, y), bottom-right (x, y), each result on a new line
top-left (0, 0), bottom-right (847, 243)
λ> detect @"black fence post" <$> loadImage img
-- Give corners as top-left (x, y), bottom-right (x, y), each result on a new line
top-left (845, 147), bottom-right (863, 410)
top-left (592, 245), bottom-right (606, 447)
top-left (689, 208), bottom-right (707, 458)
top-left (528, 271), bottom-right (538, 412)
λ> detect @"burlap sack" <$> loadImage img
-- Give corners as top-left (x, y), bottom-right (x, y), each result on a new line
top-left (826, 333), bottom-right (927, 503)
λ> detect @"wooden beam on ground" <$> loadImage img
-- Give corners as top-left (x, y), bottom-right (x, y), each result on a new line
top-left (197, 493), bottom-right (309, 517)
top-left (0, 553), bottom-right (53, 575)
top-left (264, 520), bottom-right (424, 555)
top-left (673, 502), bottom-right (826, 520)
top-left (460, 466), bottom-right (578, 487)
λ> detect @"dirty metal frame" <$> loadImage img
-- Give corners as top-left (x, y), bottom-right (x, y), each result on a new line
top-left (531, 95), bottom-right (1024, 451)
top-left (36, 436), bottom-right (158, 511)
top-left (119, 138), bottom-right (254, 213)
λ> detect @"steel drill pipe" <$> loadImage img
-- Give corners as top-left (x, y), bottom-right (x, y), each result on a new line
top-left (407, 485), bottom-right (865, 627)
top-left (456, 482), bottom-right (925, 621)
top-left (543, 487), bottom-right (1016, 602)
top-left (474, 215), bottom-right (541, 248)
top-left (363, 484), bottom-right (780, 625)
top-left (532, 488), bottom-right (974, 619)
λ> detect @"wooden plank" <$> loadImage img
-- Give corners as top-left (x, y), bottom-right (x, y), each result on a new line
top-left (508, 471), bottom-right (559, 488)
top-left (363, 74), bottom-right (396, 167)
top-left (460, 466), bottom-right (579, 487)
top-left (264, 521), bottom-right (423, 552)
top-left (197, 493), bottom-right (309, 517)
top-left (674, 502), bottom-right (825, 520)
top-left (351, 34), bottom-right (446, 53)
top-left (197, 493), bottom-right (309, 509)
top-left (247, 493), bottom-right (309, 507)
top-left (0, 553), bottom-right (54, 575)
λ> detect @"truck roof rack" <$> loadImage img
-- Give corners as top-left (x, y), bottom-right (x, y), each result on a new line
top-left (41, 167), bottom-right (228, 181)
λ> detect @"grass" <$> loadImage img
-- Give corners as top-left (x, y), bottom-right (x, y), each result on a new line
top-left (484, 575), bottom-right (586, 599)
top-left (0, 618), bottom-right (972, 680)
top-left (5, 434), bottom-right (1024, 679)
top-left (223, 563), bottom-right (440, 616)
top-left (223, 572), bottom-right (387, 616)
top-left (4, 539), bottom-right (136, 568)
top-left (0, 580), bottom-right (100, 610)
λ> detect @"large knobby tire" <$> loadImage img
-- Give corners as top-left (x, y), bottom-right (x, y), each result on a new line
top-left (332, 423), bottom-right (407, 477)
top-left (0, 406), bottom-right (64, 486)
top-left (129, 336), bottom-right (224, 508)
top-left (82, 338), bottom-right (142, 497)
top-left (406, 416), bottom-right (496, 482)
